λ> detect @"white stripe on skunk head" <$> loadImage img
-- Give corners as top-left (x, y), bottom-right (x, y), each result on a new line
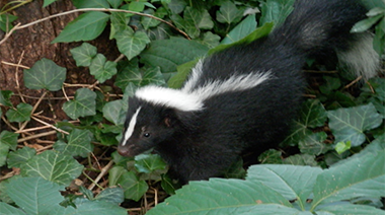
top-left (135, 85), bottom-right (203, 112)
top-left (121, 106), bottom-right (141, 146)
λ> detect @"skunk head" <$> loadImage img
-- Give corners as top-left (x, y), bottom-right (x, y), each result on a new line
top-left (117, 86), bottom-right (202, 157)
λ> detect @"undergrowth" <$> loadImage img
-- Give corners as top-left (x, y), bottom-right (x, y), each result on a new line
top-left (0, 0), bottom-right (384, 214)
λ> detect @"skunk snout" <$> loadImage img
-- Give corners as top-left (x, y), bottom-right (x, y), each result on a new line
top-left (117, 144), bottom-right (134, 157)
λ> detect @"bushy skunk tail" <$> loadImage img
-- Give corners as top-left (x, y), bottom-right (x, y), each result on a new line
top-left (272, 0), bottom-right (380, 79)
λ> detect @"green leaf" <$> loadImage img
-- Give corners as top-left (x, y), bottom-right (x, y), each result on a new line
top-left (6, 177), bottom-right (65, 215)
top-left (63, 88), bottom-right (97, 119)
top-left (95, 187), bottom-right (124, 205)
top-left (20, 150), bottom-right (83, 185)
top-left (7, 147), bottom-right (35, 168)
top-left (5, 103), bottom-right (33, 123)
top-left (298, 132), bottom-right (331, 156)
top-left (141, 66), bottom-right (166, 86)
top-left (70, 43), bottom-right (98, 67)
top-left (23, 58), bottom-right (66, 91)
top-left (216, 0), bottom-right (243, 24)
top-left (319, 76), bottom-right (341, 95)
top-left (52, 12), bottom-right (109, 43)
top-left (109, 12), bottom-right (130, 39)
top-left (147, 178), bottom-right (293, 215)
top-left (221, 15), bottom-right (258, 45)
top-left (103, 100), bottom-right (126, 125)
top-left (168, 59), bottom-right (199, 89)
top-left (312, 148), bottom-right (385, 210)
top-left (89, 54), bottom-right (117, 83)
top-left (259, 0), bottom-right (295, 26)
top-left (134, 154), bottom-right (167, 173)
top-left (129, 1), bottom-right (145, 12)
top-left (0, 90), bottom-right (13, 107)
top-left (335, 141), bottom-right (352, 154)
top-left (53, 129), bottom-right (93, 157)
top-left (140, 37), bottom-right (208, 73)
top-left (247, 165), bottom-right (323, 209)
top-left (327, 103), bottom-right (382, 146)
top-left (184, 6), bottom-right (214, 30)
top-left (283, 154), bottom-right (317, 166)
top-left (0, 14), bottom-right (18, 32)
top-left (0, 143), bottom-right (9, 167)
top-left (0, 202), bottom-right (25, 215)
top-left (117, 171), bottom-right (148, 201)
top-left (107, 0), bottom-right (123, 8)
top-left (115, 59), bottom-right (141, 90)
top-left (316, 203), bottom-right (385, 215)
top-left (49, 200), bottom-right (127, 214)
top-left (351, 15), bottom-right (383, 33)
top-left (43, 0), bottom-right (57, 7)
top-left (116, 30), bottom-right (150, 60)
top-left (199, 32), bottom-right (221, 49)
top-left (0, 130), bottom-right (19, 151)
top-left (109, 166), bottom-right (128, 186)
top-left (258, 149), bottom-right (283, 164)
top-left (72, 0), bottom-right (109, 8)
top-left (300, 99), bottom-right (328, 128)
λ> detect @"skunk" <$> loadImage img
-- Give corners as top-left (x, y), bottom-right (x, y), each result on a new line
top-left (118, 0), bottom-right (380, 183)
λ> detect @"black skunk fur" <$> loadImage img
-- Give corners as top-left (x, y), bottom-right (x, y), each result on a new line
top-left (118, 0), bottom-right (379, 184)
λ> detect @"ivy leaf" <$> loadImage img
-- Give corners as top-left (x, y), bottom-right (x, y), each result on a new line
top-left (327, 103), bottom-right (382, 146)
top-left (184, 7), bottom-right (214, 30)
top-left (0, 131), bottom-right (18, 151)
top-left (70, 43), bottom-right (98, 67)
top-left (72, 0), bottom-right (109, 8)
top-left (20, 150), bottom-right (83, 185)
top-left (0, 144), bottom-right (9, 167)
top-left (6, 103), bottom-right (33, 123)
top-left (116, 30), bottom-right (150, 60)
top-left (89, 54), bottom-right (117, 83)
top-left (0, 14), bottom-right (18, 32)
top-left (283, 154), bottom-right (317, 166)
top-left (115, 59), bottom-right (142, 90)
top-left (0, 90), bottom-right (13, 107)
top-left (298, 132), bottom-right (332, 156)
top-left (168, 59), bottom-right (199, 89)
top-left (117, 171), bottom-right (148, 201)
top-left (107, 0), bottom-right (123, 8)
top-left (141, 67), bottom-right (166, 86)
top-left (53, 129), bottom-right (93, 157)
top-left (7, 147), bottom-right (35, 168)
top-left (63, 88), bottom-right (96, 120)
top-left (216, 1), bottom-right (243, 24)
top-left (5, 177), bottom-right (65, 215)
top-left (134, 154), bottom-right (167, 173)
top-left (109, 12), bottom-right (130, 39)
top-left (95, 187), bottom-right (125, 205)
top-left (299, 99), bottom-right (328, 128)
top-left (140, 37), bottom-right (208, 73)
top-left (335, 140), bottom-right (352, 154)
top-left (52, 12), bottom-right (109, 43)
top-left (23, 58), bottom-right (66, 91)
top-left (103, 100), bottom-right (127, 126)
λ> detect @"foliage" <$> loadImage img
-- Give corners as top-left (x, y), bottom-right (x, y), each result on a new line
top-left (0, 0), bottom-right (384, 214)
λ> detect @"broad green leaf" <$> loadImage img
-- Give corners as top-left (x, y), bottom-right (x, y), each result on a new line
top-left (7, 147), bottom-right (35, 168)
top-left (109, 166), bottom-right (128, 186)
top-left (0, 90), bottom-right (13, 107)
top-left (116, 30), bottom-right (150, 60)
top-left (43, 0), bottom-right (57, 7)
top-left (184, 6), bottom-right (214, 30)
top-left (167, 0), bottom-right (187, 14)
top-left (0, 143), bottom-right (8, 167)
top-left (0, 202), bottom-right (25, 215)
top-left (70, 43), bottom-right (98, 67)
top-left (63, 88), bottom-right (96, 119)
top-left (216, 0), bottom-right (243, 24)
top-left (147, 178), bottom-right (292, 215)
top-left (107, 0), bottom-right (123, 8)
top-left (299, 99), bottom-right (328, 128)
top-left (283, 154), bottom-right (317, 166)
top-left (327, 103), bottom-right (382, 146)
top-left (52, 12), bottom-right (109, 43)
top-left (0, 14), bottom-right (18, 32)
top-left (351, 15), bottom-right (383, 33)
top-left (298, 132), bottom-right (331, 156)
top-left (316, 203), bottom-right (385, 215)
top-left (53, 129), bottom-right (93, 157)
top-left (72, 0), bottom-right (109, 8)
top-left (311, 148), bottom-right (385, 209)
top-left (134, 154), bottom-right (167, 173)
top-left (48, 199), bottom-right (127, 215)
top-left (199, 32), bottom-right (221, 49)
top-left (141, 66), bottom-right (166, 86)
top-left (6, 177), bottom-right (65, 215)
top-left (89, 54), bottom-right (117, 83)
top-left (95, 187), bottom-right (124, 205)
top-left (247, 165), bottom-right (323, 210)
top-left (5, 103), bottom-right (33, 123)
top-left (140, 37), bottom-right (208, 73)
top-left (129, 1), bottom-right (145, 12)
top-left (23, 58), bottom-right (66, 91)
top-left (221, 15), bottom-right (258, 45)
top-left (118, 171), bottom-right (148, 201)
top-left (0, 130), bottom-right (19, 151)
top-left (20, 150), bottom-right (83, 185)
top-left (259, 0), bottom-right (295, 26)
top-left (109, 12), bottom-right (130, 39)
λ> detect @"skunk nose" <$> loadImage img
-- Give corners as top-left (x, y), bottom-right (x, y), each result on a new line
top-left (117, 146), bottom-right (130, 157)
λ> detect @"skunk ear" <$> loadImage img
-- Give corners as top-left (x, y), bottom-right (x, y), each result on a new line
top-left (164, 117), bottom-right (172, 127)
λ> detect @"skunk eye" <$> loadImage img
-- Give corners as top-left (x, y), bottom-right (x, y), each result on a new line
top-left (143, 133), bottom-right (151, 138)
